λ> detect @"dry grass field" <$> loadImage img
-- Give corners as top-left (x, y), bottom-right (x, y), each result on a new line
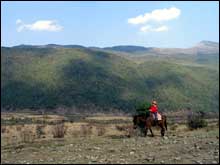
top-left (1, 112), bottom-right (219, 164)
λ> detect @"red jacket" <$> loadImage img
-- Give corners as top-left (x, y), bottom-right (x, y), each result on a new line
top-left (149, 105), bottom-right (158, 113)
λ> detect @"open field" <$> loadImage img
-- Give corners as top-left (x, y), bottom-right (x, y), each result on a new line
top-left (1, 112), bottom-right (219, 164)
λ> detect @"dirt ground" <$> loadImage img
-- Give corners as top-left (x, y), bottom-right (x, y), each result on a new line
top-left (1, 114), bottom-right (219, 164)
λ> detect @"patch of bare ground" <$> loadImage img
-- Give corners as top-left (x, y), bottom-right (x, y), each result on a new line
top-left (1, 113), bottom-right (219, 164)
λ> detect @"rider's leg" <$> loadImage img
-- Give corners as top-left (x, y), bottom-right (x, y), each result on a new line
top-left (154, 112), bottom-right (158, 121)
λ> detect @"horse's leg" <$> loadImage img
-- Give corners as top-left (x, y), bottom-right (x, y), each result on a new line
top-left (149, 128), bottom-right (154, 137)
top-left (164, 116), bottom-right (167, 131)
top-left (161, 127), bottom-right (165, 137)
top-left (144, 128), bottom-right (148, 137)
top-left (159, 122), bottom-right (165, 137)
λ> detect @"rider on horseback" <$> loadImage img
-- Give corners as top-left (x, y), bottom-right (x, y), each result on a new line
top-left (149, 100), bottom-right (158, 122)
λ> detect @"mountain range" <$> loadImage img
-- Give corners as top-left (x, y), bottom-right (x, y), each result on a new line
top-left (10, 40), bottom-right (219, 55)
top-left (1, 41), bottom-right (219, 113)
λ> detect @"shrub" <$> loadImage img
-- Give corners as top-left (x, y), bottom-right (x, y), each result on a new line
top-left (80, 124), bottom-right (92, 137)
top-left (115, 125), bottom-right (135, 137)
top-left (96, 126), bottom-right (106, 136)
top-left (10, 116), bottom-right (19, 125)
top-left (115, 125), bottom-right (124, 132)
top-left (187, 111), bottom-right (208, 130)
top-left (170, 123), bottom-right (179, 131)
top-left (125, 126), bottom-right (135, 138)
top-left (20, 129), bottom-right (35, 143)
top-left (36, 124), bottom-right (46, 138)
top-left (16, 125), bottom-right (23, 131)
top-left (1, 126), bottom-right (7, 133)
top-left (52, 123), bottom-right (67, 138)
top-left (115, 125), bottom-right (129, 132)
top-left (136, 102), bottom-right (151, 116)
top-left (71, 130), bottom-right (81, 137)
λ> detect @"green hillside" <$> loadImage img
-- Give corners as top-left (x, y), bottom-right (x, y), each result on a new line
top-left (1, 45), bottom-right (219, 113)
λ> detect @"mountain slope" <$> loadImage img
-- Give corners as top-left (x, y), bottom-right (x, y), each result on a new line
top-left (104, 45), bottom-right (153, 53)
top-left (1, 42), bottom-right (219, 113)
top-left (104, 41), bottom-right (219, 56)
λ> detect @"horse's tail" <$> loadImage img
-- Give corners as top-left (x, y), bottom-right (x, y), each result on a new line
top-left (164, 116), bottom-right (167, 131)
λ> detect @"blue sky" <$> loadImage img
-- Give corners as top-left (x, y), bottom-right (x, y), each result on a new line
top-left (1, 1), bottom-right (219, 48)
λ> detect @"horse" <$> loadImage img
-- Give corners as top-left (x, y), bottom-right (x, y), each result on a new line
top-left (133, 112), bottom-right (167, 137)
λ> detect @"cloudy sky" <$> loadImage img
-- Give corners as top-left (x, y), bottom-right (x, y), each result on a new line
top-left (1, 1), bottom-right (219, 48)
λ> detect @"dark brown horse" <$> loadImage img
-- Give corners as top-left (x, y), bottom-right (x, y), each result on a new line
top-left (133, 113), bottom-right (167, 137)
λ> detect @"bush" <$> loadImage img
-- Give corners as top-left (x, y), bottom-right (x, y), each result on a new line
top-left (170, 123), bottom-right (179, 131)
top-left (16, 125), bottom-right (23, 131)
top-left (96, 126), bottom-right (106, 136)
top-left (136, 102), bottom-right (151, 116)
top-left (187, 111), bottom-right (208, 130)
top-left (115, 125), bottom-right (135, 137)
top-left (52, 123), bottom-right (67, 138)
top-left (1, 126), bottom-right (7, 133)
top-left (125, 126), bottom-right (135, 138)
top-left (20, 129), bottom-right (35, 143)
top-left (115, 125), bottom-right (126, 132)
top-left (36, 124), bottom-right (46, 138)
top-left (71, 130), bottom-right (81, 137)
top-left (80, 124), bottom-right (92, 137)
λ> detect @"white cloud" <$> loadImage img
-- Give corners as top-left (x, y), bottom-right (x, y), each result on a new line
top-left (128, 7), bottom-right (181, 25)
top-left (140, 25), bottom-right (152, 32)
top-left (16, 19), bottom-right (22, 24)
top-left (152, 25), bottom-right (169, 32)
top-left (140, 25), bottom-right (169, 33)
top-left (16, 19), bottom-right (63, 32)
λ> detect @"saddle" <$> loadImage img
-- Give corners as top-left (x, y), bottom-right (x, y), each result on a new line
top-left (151, 112), bottom-right (162, 121)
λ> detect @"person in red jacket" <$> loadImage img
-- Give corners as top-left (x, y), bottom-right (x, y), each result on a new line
top-left (149, 100), bottom-right (158, 121)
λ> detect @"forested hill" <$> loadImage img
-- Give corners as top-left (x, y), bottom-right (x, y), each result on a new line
top-left (1, 41), bottom-right (219, 113)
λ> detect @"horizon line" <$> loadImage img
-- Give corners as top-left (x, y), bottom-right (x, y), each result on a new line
top-left (1, 40), bottom-right (219, 49)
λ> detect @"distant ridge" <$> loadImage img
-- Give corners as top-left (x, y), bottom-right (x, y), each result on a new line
top-left (9, 40), bottom-right (218, 50)
top-left (12, 44), bottom-right (86, 49)
top-left (103, 45), bottom-right (153, 53)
